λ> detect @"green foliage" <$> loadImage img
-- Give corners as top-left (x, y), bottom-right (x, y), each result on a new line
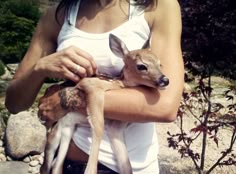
top-left (180, 0), bottom-right (236, 79)
top-left (0, 0), bottom-right (40, 22)
top-left (0, 102), bottom-right (10, 130)
top-left (0, 14), bottom-right (35, 63)
top-left (0, 0), bottom-right (40, 64)
top-left (0, 60), bottom-right (5, 76)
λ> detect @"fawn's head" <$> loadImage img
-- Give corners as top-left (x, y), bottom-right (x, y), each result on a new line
top-left (109, 34), bottom-right (169, 88)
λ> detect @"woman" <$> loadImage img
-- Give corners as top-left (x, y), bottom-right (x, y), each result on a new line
top-left (5, 0), bottom-right (184, 173)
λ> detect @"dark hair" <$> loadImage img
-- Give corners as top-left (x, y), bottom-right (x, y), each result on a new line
top-left (55, 0), bottom-right (156, 24)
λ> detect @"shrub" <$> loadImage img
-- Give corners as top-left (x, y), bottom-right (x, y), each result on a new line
top-left (0, 60), bottom-right (5, 76)
top-left (180, 0), bottom-right (236, 79)
top-left (0, 0), bottom-right (40, 64)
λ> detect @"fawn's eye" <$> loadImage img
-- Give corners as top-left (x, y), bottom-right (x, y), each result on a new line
top-left (137, 64), bottom-right (148, 71)
top-left (135, 54), bottom-right (141, 59)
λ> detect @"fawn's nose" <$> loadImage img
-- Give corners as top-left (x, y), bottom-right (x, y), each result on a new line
top-left (157, 75), bottom-right (169, 87)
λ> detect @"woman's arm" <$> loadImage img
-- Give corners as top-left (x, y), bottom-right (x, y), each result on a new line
top-left (103, 0), bottom-right (184, 122)
top-left (5, 7), bottom-right (96, 114)
top-left (5, 8), bottom-right (59, 113)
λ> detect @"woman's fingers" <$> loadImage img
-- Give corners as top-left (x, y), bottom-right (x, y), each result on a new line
top-left (35, 46), bottom-right (97, 81)
top-left (68, 54), bottom-right (95, 77)
top-left (73, 46), bottom-right (97, 70)
top-left (65, 46), bottom-right (97, 76)
top-left (61, 66), bottom-right (80, 82)
top-left (59, 58), bottom-right (86, 81)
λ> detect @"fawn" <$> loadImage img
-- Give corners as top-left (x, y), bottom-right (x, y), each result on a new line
top-left (40, 34), bottom-right (169, 174)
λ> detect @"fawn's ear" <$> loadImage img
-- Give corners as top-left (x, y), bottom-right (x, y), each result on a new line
top-left (109, 34), bottom-right (129, 58)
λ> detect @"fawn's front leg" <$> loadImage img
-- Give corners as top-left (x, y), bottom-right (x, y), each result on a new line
top-left (78, 77), bottom-right (125, 174)
top-left (84, 89), bottom-right (105, 174)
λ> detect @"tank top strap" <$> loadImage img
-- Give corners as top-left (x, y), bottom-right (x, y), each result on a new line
top-left (67, 0), bottom-right (81, 26)
top-left (129, 0), bottom-right (145, 20)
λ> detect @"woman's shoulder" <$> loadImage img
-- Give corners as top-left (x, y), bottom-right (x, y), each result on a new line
top-left (37, 6), bottom-right (65, 43)
top-left (156, 0), bottom-right (181, 14)
top-left (145, 0), bottom-right (181, 28)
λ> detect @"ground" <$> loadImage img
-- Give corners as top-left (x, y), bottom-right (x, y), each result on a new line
top-left (157, 118), bottom-right (235, 174)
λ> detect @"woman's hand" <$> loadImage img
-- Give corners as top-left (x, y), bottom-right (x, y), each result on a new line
top-left (38, 84), bottom-right (86, 123)
top-left (34, 46), bottom-right (97, 82)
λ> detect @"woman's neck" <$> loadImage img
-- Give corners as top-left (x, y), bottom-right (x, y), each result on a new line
top-left (86, 0), bottom-right (117, 8)
top-left (77, 0), bottom-right (130, 33)
top-left (98, 0), bottom-right (115, 7)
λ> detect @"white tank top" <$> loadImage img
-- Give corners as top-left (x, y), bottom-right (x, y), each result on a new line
top-left (57, 1), bottom-right (159, 173)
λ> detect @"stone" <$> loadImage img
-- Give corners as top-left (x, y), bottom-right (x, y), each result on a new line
top-left (31, 165), bottom-right (41, 174)
top-left (0, 64), bottom-right (19, 80)
top-left (28, 167), bottom-right (34, 173)
top-left (0, 67), bottom-right (13, 80)
top-left (0, 161), bottom-right (28, 174)
top-left (0, 146), bottom-right (5, 153)
top-left (0, 153), bottom-right (7, 161)
top-left (29, 160), bottom-right (39, 167)
top-left (5, 111), bottom-right (47, 159)
top-left (6, 155), bottom-right (13, 161)
top-left (0, 139), bottom-right (3, 147)
top-left (23, 156), bottom-right (31, 163)
top-left (31, 154), bottom-right (41, 161)
top-left (38, 155), bottom-right (44, 165)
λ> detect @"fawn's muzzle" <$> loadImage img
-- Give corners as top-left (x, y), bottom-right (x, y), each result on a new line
top-left (157, 75), bottom-right (169, 87)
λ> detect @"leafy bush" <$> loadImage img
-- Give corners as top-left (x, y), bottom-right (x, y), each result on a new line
top-left (0, 0), bottom-right (40, 64)
top-left (0, 14), bottom-right (35, 63)
top-left (0, 60), bottom-right (5, 76)
top-left (0, 0), bottom-right (40, 22)
top-left (180, 0), bottom-right (236, 79)
top-left (0, 102), bottom-right (10, 134)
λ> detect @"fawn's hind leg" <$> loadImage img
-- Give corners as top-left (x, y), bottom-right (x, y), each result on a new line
top-left (52, 124), bottom-right (75, 174)
top-left (40, 123), bottom-right (62, 174)
top-left (107, 121), bottom-right (132, 174)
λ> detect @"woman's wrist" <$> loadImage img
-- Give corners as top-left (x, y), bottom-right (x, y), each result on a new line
top-left (33, 58), bottom-right (48, 80)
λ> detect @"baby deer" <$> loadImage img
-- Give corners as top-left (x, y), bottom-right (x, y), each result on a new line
top-left (40, 34), bottom-right (169, 174)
